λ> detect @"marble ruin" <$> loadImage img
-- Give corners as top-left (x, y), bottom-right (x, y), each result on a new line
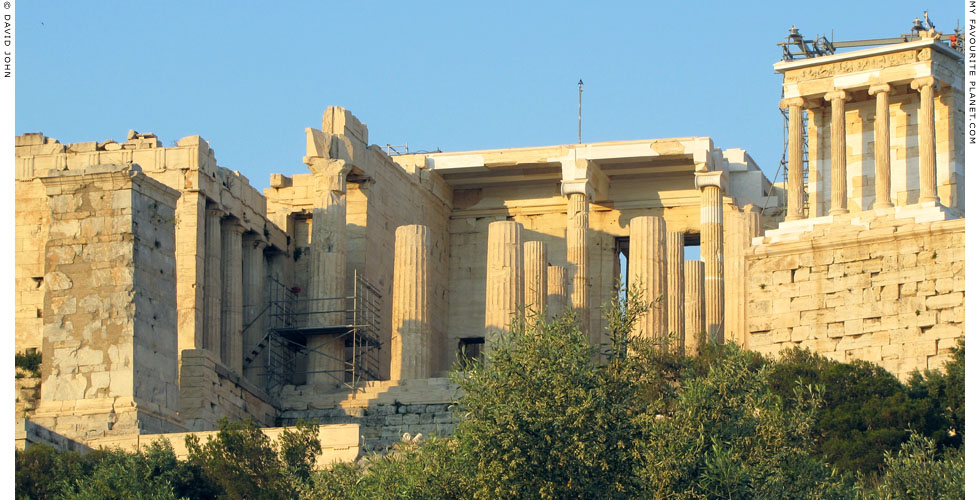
top-left (14, 34), bottom-right (964, 456)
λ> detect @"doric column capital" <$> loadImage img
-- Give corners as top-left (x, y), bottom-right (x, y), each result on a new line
top-left (911, 76), bottom-right (937, 91)
top-left (244, 231), bottom-right (268, 249)
top-left (221, 218), bottom-right (246, 234)
top-left (868, 83), bottom-right (891, 96)
top-left (778, 97), bottom-right (805, 109)
top-left (823, 90), bottom-right (848, 102)
top-left (743, 203), bottom-right (761, 214)
top-left (694, 170), bottom-right (727, 192)
top-left (205, 207), bottom-right (224, 218)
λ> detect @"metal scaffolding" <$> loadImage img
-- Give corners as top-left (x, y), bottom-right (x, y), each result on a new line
top-left (243, 270), bottom-right (383, 400)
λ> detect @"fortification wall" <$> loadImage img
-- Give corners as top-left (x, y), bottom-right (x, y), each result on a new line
top-left (742, 205), bottom-right (964, 380)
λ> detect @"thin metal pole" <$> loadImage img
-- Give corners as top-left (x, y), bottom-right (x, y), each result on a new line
top-left (578, 80), bottom-right (583, 144)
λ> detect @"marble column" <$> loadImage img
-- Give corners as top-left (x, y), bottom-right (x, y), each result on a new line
top-left (825, 90), bottom-right (848, 215)
top-left (869, 84), bottom-right (894, 209)
top-left (683, 260), bottom-right (705, 355)
top-left (308, 159), bottom-right (349, 388)
top-left (220, 219), bottom-right (245, 374)
top-left (547, 265), bottom-right (567, 320)
top-left (912, 77), bottom-right (939, 204)
top-left (696, 172), bottom-right (724, 343)
top-left (242, 233), bottom-right (267, 385)
top-left (628, 216), bottom-right (667, 340)
top-left (390, 224), bottom-right (431, 381)
top-left (203, 207), bottom-right (223, 357)
top-left (566, 193), bottom-right (590, 335)
top-left (666, 231), bottom-right (685, 350)
top-left (523, 241), bottom-right (548, 320)
top-left (485, 221), bottom-right (524, 342)
top-left (781, 97), bottom-right (806, 221)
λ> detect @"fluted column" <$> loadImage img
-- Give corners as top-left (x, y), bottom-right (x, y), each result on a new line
top-left (781, 97), bottom-right (806, 221)
top-left (523, 241), bottom-right (548, 320)
top-left (912, 77), bottom-right (939, 204)
top-left (391, 225), bottom-right (431, 381)
top-left (666, 231), bottom-right (685, 350)
top-left (869, 84), bottom-right (894, 209)
top-left (683, 260), bottom-right (705, 355)
top-left (824, 90), bottom-right (848, 215)
top-left (566, 193), bottom-right (590, 335)
top-left (308, 159), bottom-right (349, 388)
top-left (242, 233), bottom-right (267, 385)
top-left (485, 221), bottom-right (524, 342)
top-left (203, 207), bottom-right (223, 357)
top-left (220, 219), bottom-right (245, 374)
top-left (696, 172), bottom-right (724, 342)
top-left (628, 216), bottom-right (667, 340)
top-left (547, 265), bottom-right (567, 320)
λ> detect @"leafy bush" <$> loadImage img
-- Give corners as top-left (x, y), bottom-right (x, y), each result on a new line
top-left (56, 446), bottom-right (180, 500)
top-left (768, 345), bottom-right (963, 474)
top-left (186, 418), bottom-right (320, 500)
top-left (451, 309), bottom-right (646, 499)
top-left (639, 342), bottom-right (853, 500)
top-left (16, 443), bottom-right (92, 500)
top-left (862, 433), bottom-right (964, 500)
top-left (307, 438), bottom-right (466, 500)
top-left (15, 350), bottom-right (42, 378)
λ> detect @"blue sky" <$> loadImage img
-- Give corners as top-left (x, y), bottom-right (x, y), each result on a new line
top-left (14, 1), bottom-right (964, 189)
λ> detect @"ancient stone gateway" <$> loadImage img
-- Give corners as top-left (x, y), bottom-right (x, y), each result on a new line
top-left (13, 33), bottom-right (964, 454)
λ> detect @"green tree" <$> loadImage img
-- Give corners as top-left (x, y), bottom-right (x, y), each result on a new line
top-left (16, 443), bottom-right (92, 500)
top-left (185, 418), bottom-right (294, 500)
top-left (56, 447), bottom-right (178, 500)
top-left (863, 433), bottom-right (964, 500)
top-left (639, 342), bottom-right (853, 500)
top-left (768, 345), bottom-right (964, 474)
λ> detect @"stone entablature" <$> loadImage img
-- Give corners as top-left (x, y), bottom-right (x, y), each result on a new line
top-left (776, 38), bottom-right (963, 96)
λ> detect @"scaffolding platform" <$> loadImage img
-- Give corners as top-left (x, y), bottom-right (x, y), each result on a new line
top-left (243, 270), bottom-right (384, 402)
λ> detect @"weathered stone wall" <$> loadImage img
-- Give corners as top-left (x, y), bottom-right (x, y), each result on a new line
top-left (179, 349), bottom-right (277, 431)
top-left (14, 176), bottom-right (48, 352)
top-left (32, 165), bottom-right (184, 439)
top-left (742, 206), bottom-right (964, 379)
top-left (278, 378), bottom-right (457, 451)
